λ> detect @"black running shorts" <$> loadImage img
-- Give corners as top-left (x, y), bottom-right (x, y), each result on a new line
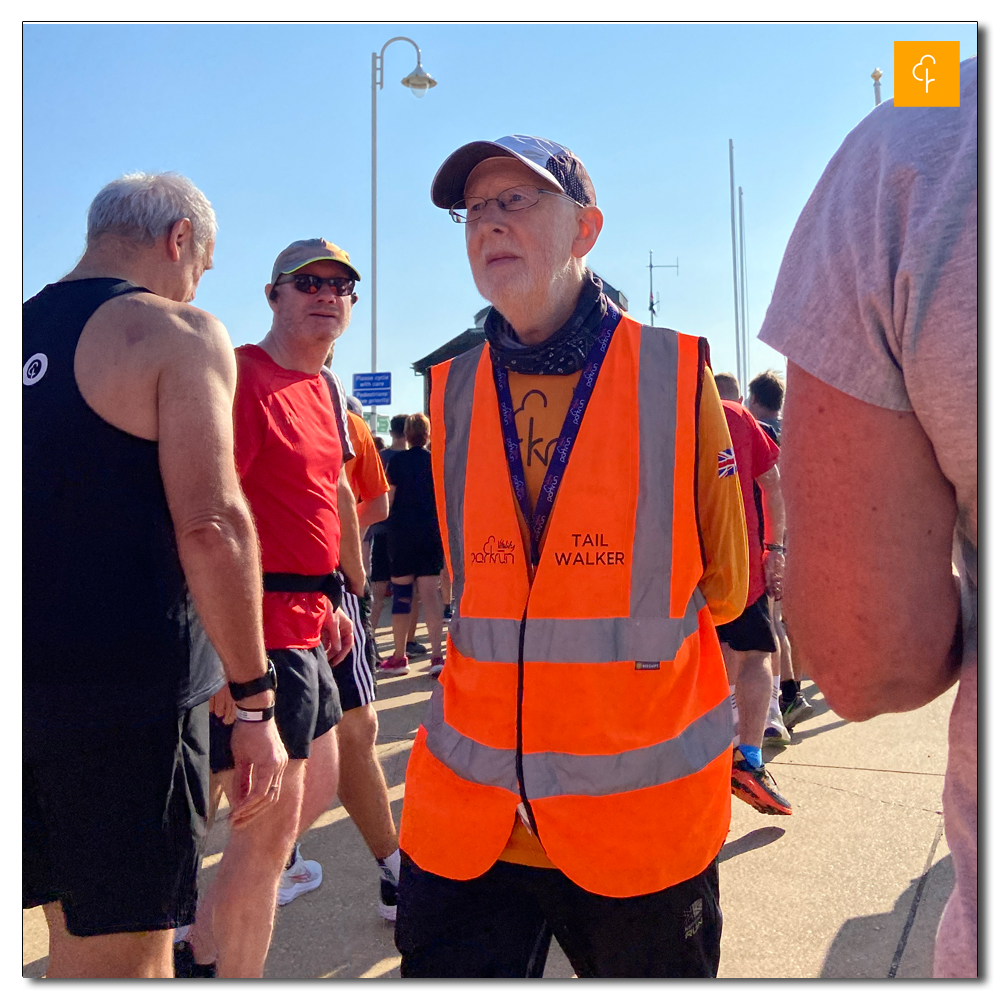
top-left (715, 593), bottom-right (778, 653)
top-left (334, 588), bottom-right (378, 712)
top-left (209, 646), bottom-right (342, 773)
top-left (23, 704), bottom-right (210, 936)
top-left (396, 852), bottom-right (722, 977)
top-left (388, 525), bottom-right (444, 580)
top-left (370, 532), bottom-right (392, 583)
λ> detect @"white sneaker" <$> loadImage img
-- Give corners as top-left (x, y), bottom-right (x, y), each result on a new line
top-left (378, 859), bottom-right (398, 921)
top-left (762, 706), bottom-right (792, 747)
top-left (277, 845), bottom-right (323, 906)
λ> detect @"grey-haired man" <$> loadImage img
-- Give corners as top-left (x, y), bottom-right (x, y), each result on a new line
top-left (395, 136), bottom-right (747, 978)
top-left (23, 172), bottom-right (287, 978)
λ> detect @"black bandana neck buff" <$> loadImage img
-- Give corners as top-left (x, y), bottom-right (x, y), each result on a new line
top-left (484, 270), bottom-right (610, 376)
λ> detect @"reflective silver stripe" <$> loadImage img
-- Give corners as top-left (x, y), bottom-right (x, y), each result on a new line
top-left (631, 325), bottom-right (679, 620)
top-left (523, 696), bottom-right (732, 799)
top-left (422, 682), bottom-right (732, 799)
top-left (448, 614), bottom-right (520, 662)
top-left (450, 590), bottom-right (705, 664)
top-left (441, 345), bottom-right (485, 612)
top-left (422, 684), bottom-right (519, 795)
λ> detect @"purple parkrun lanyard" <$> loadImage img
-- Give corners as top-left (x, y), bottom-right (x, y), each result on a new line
top-left (493, 303), bottom-right (621, 567)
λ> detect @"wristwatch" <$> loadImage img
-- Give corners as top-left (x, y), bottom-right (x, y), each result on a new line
top-left (764, 543), bottom-right (787, 554)
top-left (228, 659), bottom-right (277, 702)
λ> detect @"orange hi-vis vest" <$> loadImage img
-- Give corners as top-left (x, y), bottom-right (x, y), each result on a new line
top-left (399, 313), bottom-right (733, 898)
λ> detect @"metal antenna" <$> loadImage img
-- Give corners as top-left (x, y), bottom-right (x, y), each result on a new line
top-left (648, 251), bottom-right (679, 327)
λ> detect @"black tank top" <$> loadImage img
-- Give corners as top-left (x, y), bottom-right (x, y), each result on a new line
top-left (23, 279), bottom-right (223, 727)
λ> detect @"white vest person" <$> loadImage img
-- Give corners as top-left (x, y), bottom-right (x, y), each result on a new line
top-left (393, 135), bottom-right (750, 978)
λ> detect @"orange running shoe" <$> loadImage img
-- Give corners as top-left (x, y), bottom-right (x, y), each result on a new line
top-left (731, 748), bottom-right (792, 815)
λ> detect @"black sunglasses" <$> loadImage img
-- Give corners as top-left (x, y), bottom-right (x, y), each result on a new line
top-left (276, 273), bottom-right (356, 296)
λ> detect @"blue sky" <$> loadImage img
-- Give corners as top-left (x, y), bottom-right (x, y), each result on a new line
top-left (23, 22), bottom-right (978, 418)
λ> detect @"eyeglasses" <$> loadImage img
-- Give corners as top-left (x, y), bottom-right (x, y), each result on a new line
top-left (449, 185), bottom-right (581, 224)
top-left (275, 273), bottom-right (356, 296)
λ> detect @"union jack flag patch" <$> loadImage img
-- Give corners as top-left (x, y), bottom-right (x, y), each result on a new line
top-left (717, 448), bottom-right (737, 478)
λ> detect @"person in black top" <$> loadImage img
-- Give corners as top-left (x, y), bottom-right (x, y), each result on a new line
top-left (379, 414), bottom-right (445, 676)
top-left (23, 172), bottom-right (299, 978)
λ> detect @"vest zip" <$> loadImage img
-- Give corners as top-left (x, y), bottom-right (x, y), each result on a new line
top-left (514, 605), bottom-right (541, 838)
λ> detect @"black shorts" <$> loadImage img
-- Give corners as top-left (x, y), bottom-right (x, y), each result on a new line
top-left (371, 532), bottom-right (392, 583)
top-left (334, 588), bottom-right (378, 711)
top-left (716, 593), bottom-right (778, 653)
top-left (210, 646), bottom-right (342, 773)
top-left (23, 704), bottom-right (210, 936)
top-left (396, 852), bottom-right (722, 977)
top-left (388, 525), bottom-right (444, 580)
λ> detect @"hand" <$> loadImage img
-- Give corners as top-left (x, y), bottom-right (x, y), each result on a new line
top-left (208, 683), bottom-right (237, 725)
top-left (321, 606), bottom-right (355, 667)
top-left (764, 550), bottom-right (785, 600)
top-left (228, 717), bottom-right (288, 828)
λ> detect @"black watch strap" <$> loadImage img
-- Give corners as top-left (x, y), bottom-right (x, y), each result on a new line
top-left (764, 543), bottom-right (787, 554)
top-left (228, 660), bottom-right (277, 701)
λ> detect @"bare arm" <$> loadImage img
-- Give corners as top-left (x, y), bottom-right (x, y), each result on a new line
top-left (357, 491), bottom-right (389, 534)
top-left (755, 464), bottom-right (785, 599)
top-left (157, 309), bottom-right (286, 824)
top-left (337, 465), bottom-right (367, 596)
top-left (157, 312), bottom-right (268, 687)
top-left (781, 363), bottom-right (961, 720)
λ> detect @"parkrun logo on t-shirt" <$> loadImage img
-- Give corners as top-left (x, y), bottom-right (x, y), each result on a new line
top-left (552, 532), bottom-right (626, 568)
top-left (893, 41), bottom-right (961, 107)
top-left (472, 535), bottom-right (515, 566)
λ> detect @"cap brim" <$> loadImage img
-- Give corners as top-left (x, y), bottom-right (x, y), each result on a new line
top-left (277, 255), bottom-right (362, 283)
top-left (430, 140), bottom-right (564, 209)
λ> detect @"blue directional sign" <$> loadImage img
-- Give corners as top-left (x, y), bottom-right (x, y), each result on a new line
top-left (352, 371), bottom-right (392, 406)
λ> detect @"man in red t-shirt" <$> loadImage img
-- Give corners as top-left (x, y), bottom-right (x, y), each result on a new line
top-left (714, 373), bottom-right (791, 817)
top-left (182, 240), bottom-right (364, 978)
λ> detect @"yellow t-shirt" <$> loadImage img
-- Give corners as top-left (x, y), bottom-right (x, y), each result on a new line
top-left (496, 362), bottom-right (748, 867)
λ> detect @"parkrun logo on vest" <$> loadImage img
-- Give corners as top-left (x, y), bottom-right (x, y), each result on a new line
top-left (472, 535), bottom-right (515, 566)
top-left (553, 532), bottom-right (626, 567)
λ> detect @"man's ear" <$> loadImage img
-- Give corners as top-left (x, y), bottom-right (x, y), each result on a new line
top-left (166, 218), bottom-right (193, 262)
top-left (266, 283), bottom-right (278, 306)
top-left (571, 206), bottom-right (604, 259)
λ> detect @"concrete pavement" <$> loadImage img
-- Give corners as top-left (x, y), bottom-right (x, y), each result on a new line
top-left (22, 613), bottom-right (957, 979)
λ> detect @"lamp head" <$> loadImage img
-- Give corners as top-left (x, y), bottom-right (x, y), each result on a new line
top-left (401, 63), bottom-right (437, 98)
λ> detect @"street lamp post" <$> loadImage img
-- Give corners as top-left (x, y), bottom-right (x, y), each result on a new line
top-left (872, 67), bottom-right (883, 107)
top-left (370, 36), bottom-right (437, 432)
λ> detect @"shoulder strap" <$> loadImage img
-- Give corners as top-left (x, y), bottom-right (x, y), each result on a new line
top-left (320, 366), bottom-right (355, 462)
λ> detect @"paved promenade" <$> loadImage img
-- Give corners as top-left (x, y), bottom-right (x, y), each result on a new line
top-left (23, 614), bottom-right (956, 979)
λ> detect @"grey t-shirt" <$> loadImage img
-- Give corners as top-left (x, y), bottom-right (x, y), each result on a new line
top-left (759, 57), bottom-right (977, 978)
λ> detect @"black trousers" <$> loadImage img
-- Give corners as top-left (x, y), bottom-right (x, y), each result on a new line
top-left (395, 850), bottom-right (722, 978)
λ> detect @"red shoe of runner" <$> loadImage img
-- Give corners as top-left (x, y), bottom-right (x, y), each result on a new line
top-left (731, 748), bottom-right (793, 815)
top-left (377, 655), bottom-right (409, 677)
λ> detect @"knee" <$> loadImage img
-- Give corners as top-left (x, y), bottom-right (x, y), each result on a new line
top-left (337, 704), bottom-right (378, 754)
top-left (391, 582), bottom-right (413, 616)
top-left (235, 780), bottom-right (303, 860)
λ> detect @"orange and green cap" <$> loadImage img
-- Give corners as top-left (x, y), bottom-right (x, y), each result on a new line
top-left (270, 238), bottom-right (361, 285)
